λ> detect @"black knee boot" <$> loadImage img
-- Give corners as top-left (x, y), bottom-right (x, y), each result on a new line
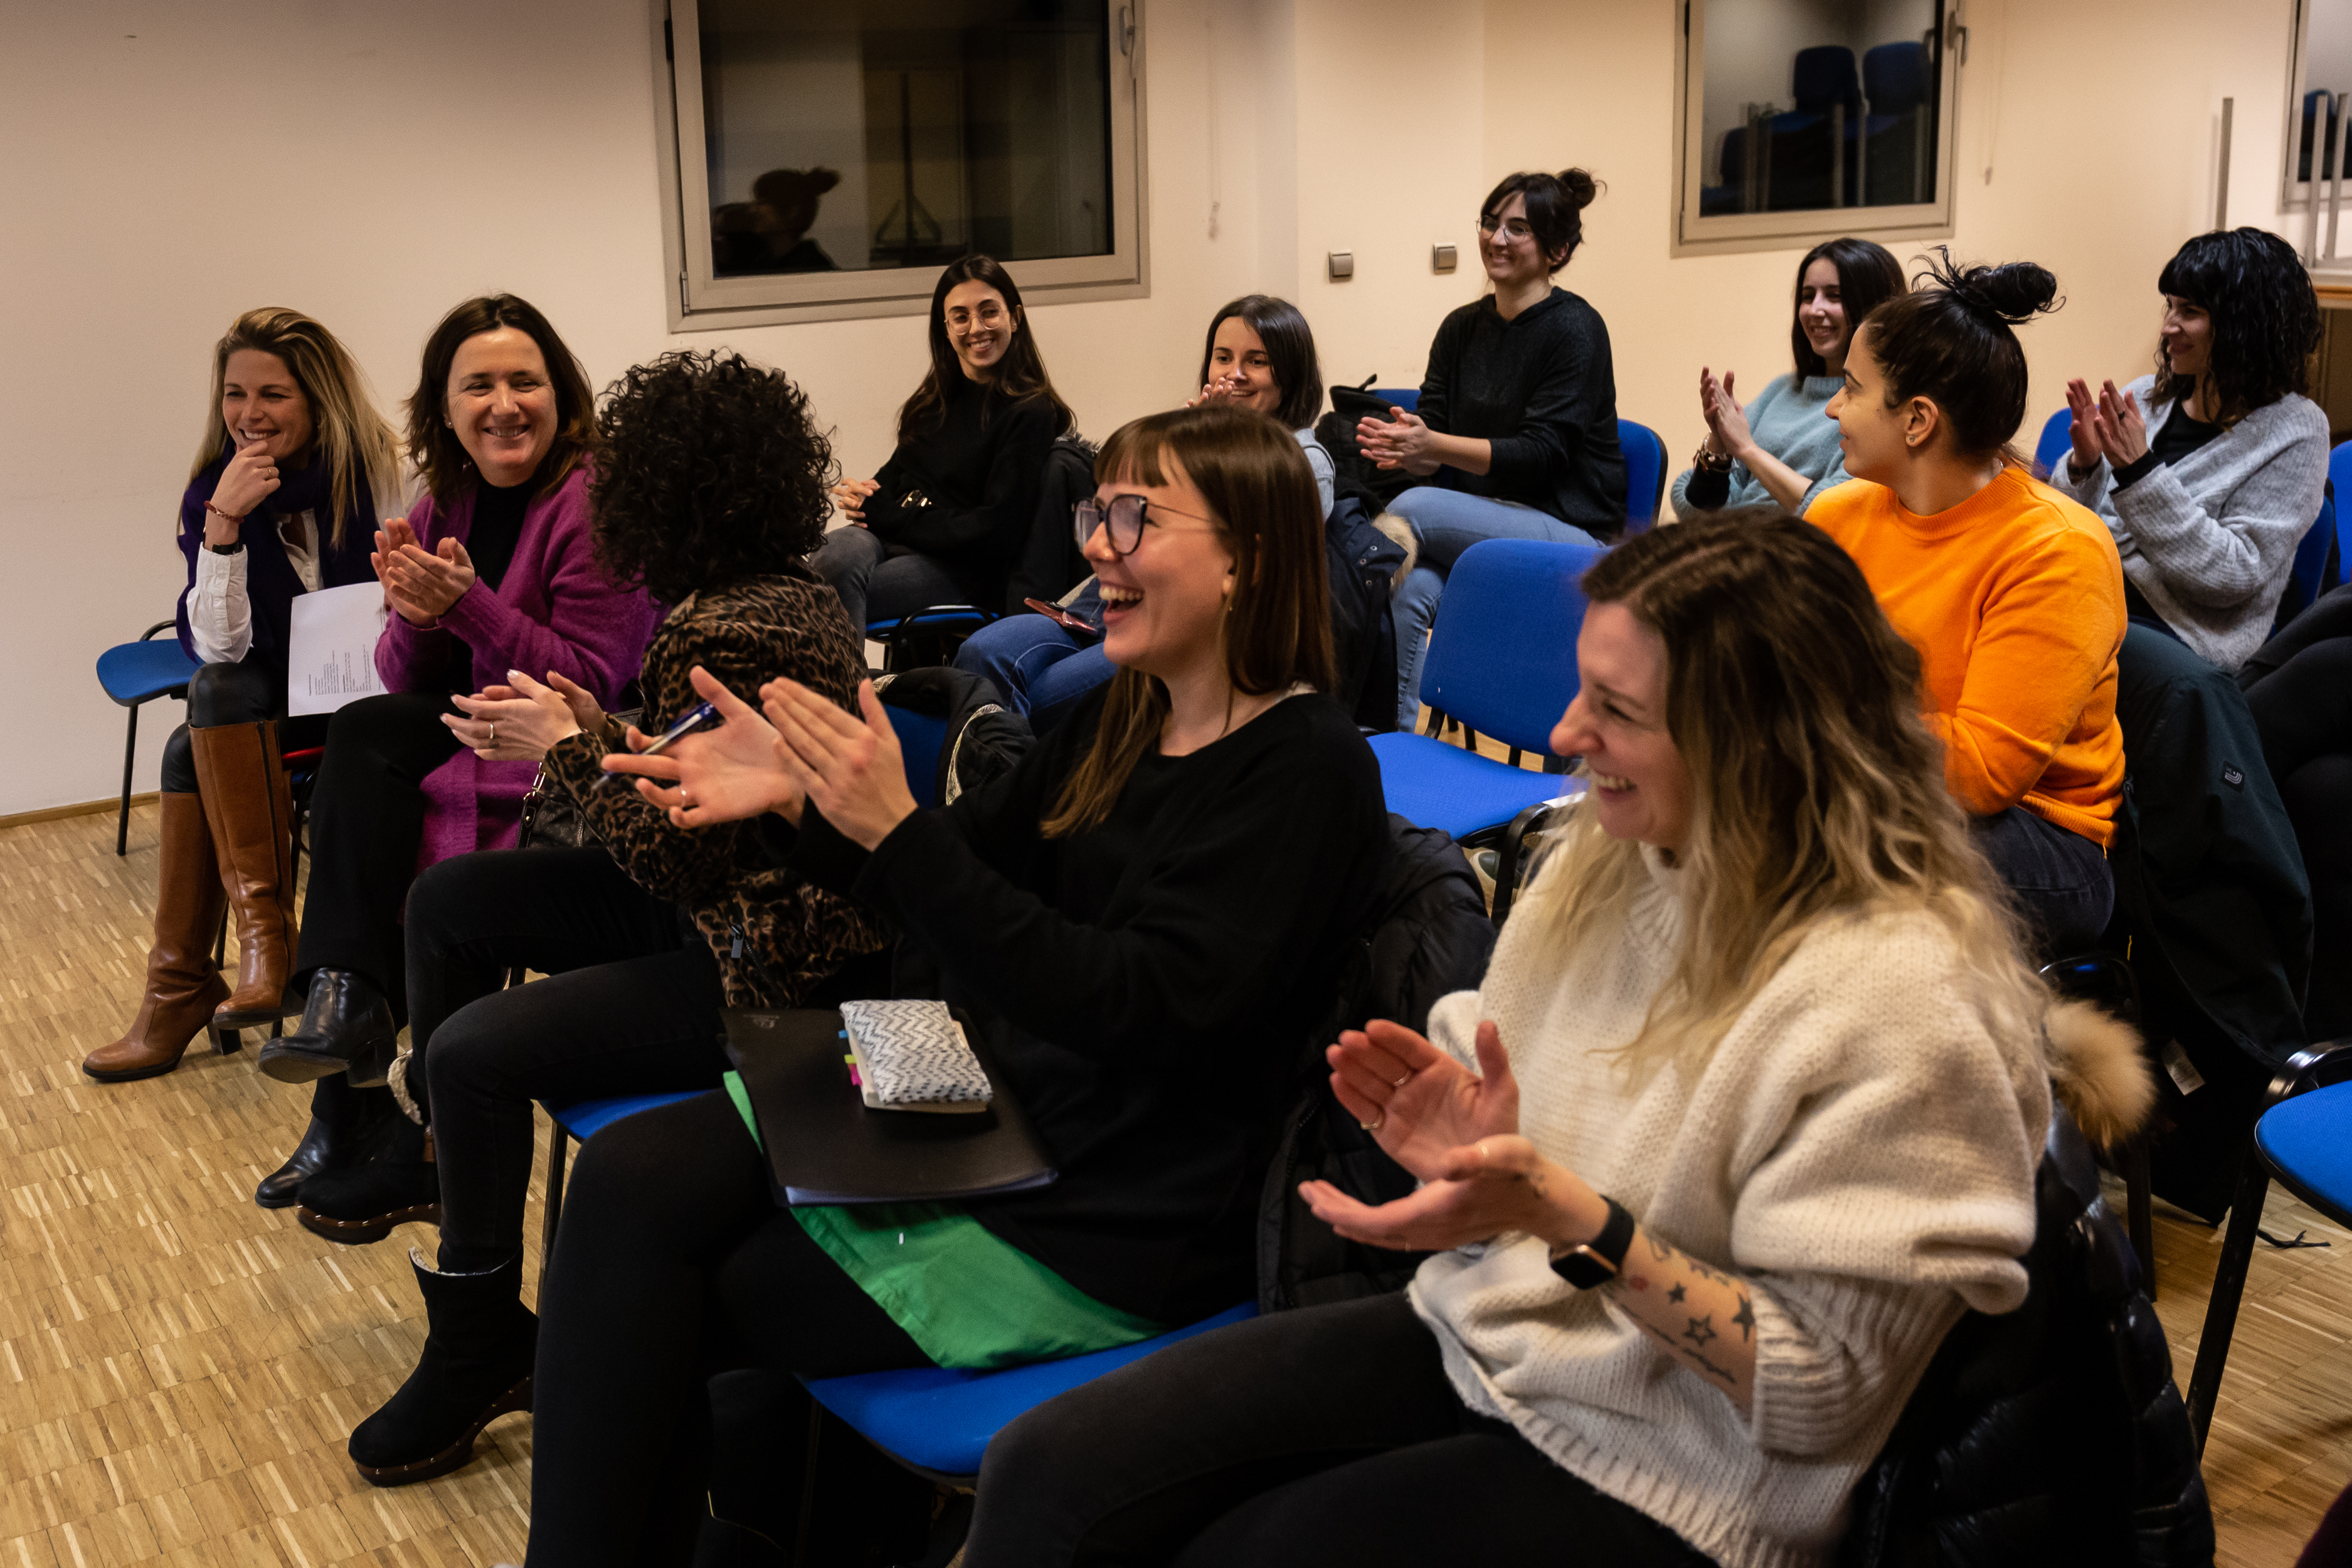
top-left (349, 1250), bottom-right (536, 1486)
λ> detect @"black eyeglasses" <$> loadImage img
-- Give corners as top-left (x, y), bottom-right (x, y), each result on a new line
top-left (1073, 494), bottom-right (1216, 556)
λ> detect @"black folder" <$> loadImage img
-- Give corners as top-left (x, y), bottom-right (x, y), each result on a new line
top-left (720, 1007), bottom-right (1058, 1207)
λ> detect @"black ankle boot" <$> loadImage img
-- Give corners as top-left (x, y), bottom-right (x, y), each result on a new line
top-left (253, 1082), bottom-right (398, 1209)
top-left (349, 1251), bottom-right (536, 1487)
top-left (298, 1121), bottom-right (441, 1244)
top-left (259, 968), bottom-right (398, 1086)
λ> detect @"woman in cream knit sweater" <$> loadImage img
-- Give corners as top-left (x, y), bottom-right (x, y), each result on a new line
top-left (959, 512), bottom-right (2147, 1568)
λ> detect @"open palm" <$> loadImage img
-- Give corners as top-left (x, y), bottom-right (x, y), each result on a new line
top-left (1325, 1018), bottom-right (1520, 1182)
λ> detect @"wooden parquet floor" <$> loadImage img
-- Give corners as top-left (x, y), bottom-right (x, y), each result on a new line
top-left (0, 798), bottom-right (2346, 1565)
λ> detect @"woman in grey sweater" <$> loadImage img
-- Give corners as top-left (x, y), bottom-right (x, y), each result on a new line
top-left (1671, 236), bottom-right (1905, 518)
top-left (2051, 227), bottom-right (2327, 673)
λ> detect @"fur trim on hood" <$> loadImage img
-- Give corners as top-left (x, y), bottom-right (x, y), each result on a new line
top-left (2045, 999), bottom-right (2154, 1149)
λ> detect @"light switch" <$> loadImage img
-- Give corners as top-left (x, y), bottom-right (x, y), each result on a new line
top-left (1433, 244), bottom-right (1458, 273)
top-left (1328, 251), bottom-right (1354, 280)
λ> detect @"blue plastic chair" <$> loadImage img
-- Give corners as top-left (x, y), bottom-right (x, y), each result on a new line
top-left (96, 620), bottom-right (201, 856)
top-left (2329, 441), bottom-right (2352, 591)
top-left (2278, 493), bottom-right (2339, 631)
top-left (2183, 1039), bottom-right (2352, 1451)
top-left (1370, 388), bottom-right (1419, 414)
top-left (1618, 418), bottom-right (1668, 532)
top-left (802, 1301), bottom-right (1258, 1483)
top-left (1370, 538), bottom-right (1596, 844)
top-left (2034, 408), bottom-right (2075, 477)
top-left (534, 1091), bottom-right (709, 1274)
top-left (866, 605), bottom-right (1000, 674)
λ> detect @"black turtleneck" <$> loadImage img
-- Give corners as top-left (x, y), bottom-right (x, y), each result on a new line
top-left (469, 478), bottom-right (529, 591)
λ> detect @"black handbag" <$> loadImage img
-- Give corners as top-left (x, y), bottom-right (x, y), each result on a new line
top-left (515, 709), bottom-right (640, 851)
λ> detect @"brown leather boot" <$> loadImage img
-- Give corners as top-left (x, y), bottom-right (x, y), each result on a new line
top-left (191, 719), bottom-right (302, 1032)
top-left (83, 793), bottom-right (235, 1082)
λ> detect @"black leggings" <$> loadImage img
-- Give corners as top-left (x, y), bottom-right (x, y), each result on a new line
top-left (292, 691), bottom-right (462, 1011)
top-left (402, 847), bottom-right (720, 1268)
top-left (157, 657), bottom-right (325, 794)
top-left (526, 1089), bottom-right (927, 1567)
top-left (962, 1291), bottom-right (1713, 1568)
top-left (2241, 585), bottom-right (2352, 1036)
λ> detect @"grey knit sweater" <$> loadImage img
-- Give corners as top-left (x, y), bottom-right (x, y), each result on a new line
top-left (1410, 849), bottom-right (2048, 1568)
top-left (2049, 376), bottom-right (2328, 672)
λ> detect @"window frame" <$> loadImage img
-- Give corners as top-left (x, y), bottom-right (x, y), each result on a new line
top-left (2279, 0), bottom-right (2349, 228)
top-left (650, 0), bottom-right (1152, 331)
top-left (1670, 0), bottom-right (1964, 258)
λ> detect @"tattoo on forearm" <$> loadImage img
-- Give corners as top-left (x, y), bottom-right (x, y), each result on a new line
top-left (1732, 1293), bottom-right (1755, 1342)
top-left (1618, 1231), bottom-right (1751, 1388)
top-left (1634, 1316), bottom-right (1737, 1385)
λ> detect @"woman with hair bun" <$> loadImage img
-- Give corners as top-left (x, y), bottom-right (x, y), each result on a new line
top-left (1673, 235), bottom-right (1907, 516)
top-left (2051, 227), bottom-right (2328, 672)
top-left (1360, 168), bottom-right (1626, 729)
top-left (1814, 251), bottom-right (2126, 955)
top-left (812, 254), bottom-right (1074, 635)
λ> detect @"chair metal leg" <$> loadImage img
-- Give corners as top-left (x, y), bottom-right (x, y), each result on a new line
top-left (2185, 1148), bottom-right (2274, 1452)
top-left (118, 703), bottom-right (140, 856)
top-left (2123, 1133), bottom-right (2156, 1300)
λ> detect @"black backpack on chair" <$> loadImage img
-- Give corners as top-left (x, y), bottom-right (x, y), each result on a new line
top-left (1258, 816), bottom-right (1496, 1311)
top-left (1325, 496), bottom-right (1409, 734)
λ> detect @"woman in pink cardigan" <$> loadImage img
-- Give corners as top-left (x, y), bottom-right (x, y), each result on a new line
top-left (246, 295), bottom-right (659, 1210)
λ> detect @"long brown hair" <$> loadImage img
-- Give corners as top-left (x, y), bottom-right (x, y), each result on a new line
top-left (895, 255), bottom-right (1075, 444)
top-left (1520, 510), bottom-right (2047, 1074)
top-left (190, 307), bottom-right (401, 549)
top-left (1041, 405), bottom-right (1333, 837)
top-left (1790, 236), bottom-right (1906, 379)
top-left (405, 294), bottom-right (600, 502)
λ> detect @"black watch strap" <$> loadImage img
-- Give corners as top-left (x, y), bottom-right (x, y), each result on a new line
top-left (1549, 1196), bottom-right (1636, 1290)
top-left (207, 539), bottom-right (244, 556)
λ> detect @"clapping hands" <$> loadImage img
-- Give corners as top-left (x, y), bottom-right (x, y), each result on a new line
top-left (372, 517), bottom-right (477, 625)
top-left (2063, 378), bottom-right (2150, 475)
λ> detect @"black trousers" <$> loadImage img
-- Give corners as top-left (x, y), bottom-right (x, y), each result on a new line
top-left (526, 1089), bottom-right (927, 1567)
top-left (1969, 805), bottom-right (2114, 958)
top-left (158, 656), bottom-right (326, 794)
top-left (2242, 585), bottom-right (2352, 1037)
top-left (961, 1291), bottom-right (1714, 1568)
top-left (293, 691), bottom-right (462, 1012)
top-left (402, 847), bottom-right (724, 1267)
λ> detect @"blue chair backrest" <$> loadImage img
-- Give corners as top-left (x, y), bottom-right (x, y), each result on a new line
top-left (884, 705), bottom-right (948, 810)
top-left (2034, 408), bottom-right (2074, 476)
top-left (1719, 124), bottom-right (1748, 187)
top-left (2330, 442), bottom-right (2352, 588)
top-left (1793, 45), bottom-right (1860, 110)
top-left (2282, 492), bottom-right (2338, 629)
top-left (1419, 538), bottom-right (1603, 751)
top-left (1864, 41), bottom-right (1929, 110)
top-left (1618, 418), bottom-right (1668, 532)
top-left (1372, 388), bottom-right (1420, 414)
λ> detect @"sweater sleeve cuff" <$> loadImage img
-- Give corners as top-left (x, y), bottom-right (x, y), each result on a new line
top-left (2110, 452), bottom-right (2160, 491)
top-left (1683, 466), bottom-right (1730, 510)
top-left (788, 803), bottom-right (877, 898)
top-left (437, 579), bottom-right (521, 657)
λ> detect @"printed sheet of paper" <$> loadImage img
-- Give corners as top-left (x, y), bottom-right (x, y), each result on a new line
top-left (287, 582), bottom-right (391, 716)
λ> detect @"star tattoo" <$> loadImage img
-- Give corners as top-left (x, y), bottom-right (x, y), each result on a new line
top-left (1732, 1293), bottom-right (1755, 1342)
top-left (1666, 1283), bottom-right (1687, 1304)
top-left (1683, 1314), bottom-right (1718, 1348)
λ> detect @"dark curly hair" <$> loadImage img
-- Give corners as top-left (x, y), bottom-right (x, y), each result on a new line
top-left (588, 350), bottom-right (835, 606)
top-left (2153, 228), bottom-right (2319, 426)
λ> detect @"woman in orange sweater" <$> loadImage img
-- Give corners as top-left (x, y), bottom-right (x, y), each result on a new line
top-left (1811, 252), bottom-right (2126, 955)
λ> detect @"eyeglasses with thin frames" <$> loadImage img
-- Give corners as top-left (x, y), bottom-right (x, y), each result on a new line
top-left (1476, 215), bottom-right (1535, 242)
top-left (1073, 494), bottom-right (1217, 556)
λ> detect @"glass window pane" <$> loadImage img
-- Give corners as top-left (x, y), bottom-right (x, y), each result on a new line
top-left (1697, 0), bottom-right (1942, 218)
top-left (698, 0), bottom-right (1113, 278)
top-left (2296, 4), bottom-right (2352, 185)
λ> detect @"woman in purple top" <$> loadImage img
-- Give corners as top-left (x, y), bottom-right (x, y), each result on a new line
top-left (246, 296), bottom-right (660, 1210)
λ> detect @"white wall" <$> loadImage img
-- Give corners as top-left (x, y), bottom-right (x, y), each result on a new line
top-left (0, 0), bottom-right (2307, 817)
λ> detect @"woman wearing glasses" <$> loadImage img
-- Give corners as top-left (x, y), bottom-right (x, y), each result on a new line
top-left (1360, 169), bottom-right (1626, 729)
top-left (529, 405), bottom-right (1392, 1564)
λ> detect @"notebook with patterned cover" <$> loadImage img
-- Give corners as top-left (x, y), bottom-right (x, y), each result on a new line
top-left (839, 999), bottom-right (993, 1111)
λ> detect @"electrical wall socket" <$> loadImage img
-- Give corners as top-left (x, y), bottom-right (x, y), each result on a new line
top-left (1328, 251), bottom-right (1353, 280)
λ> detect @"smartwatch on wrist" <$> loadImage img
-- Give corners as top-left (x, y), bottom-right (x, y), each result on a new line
top-left (1548, 1195), bottom-right (1636, 1290)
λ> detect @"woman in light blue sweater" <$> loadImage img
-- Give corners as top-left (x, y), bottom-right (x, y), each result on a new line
top-left (1671, 237), bottom-right (1905, 517)
top-left (2052, 228), bottom-right (2328, 673)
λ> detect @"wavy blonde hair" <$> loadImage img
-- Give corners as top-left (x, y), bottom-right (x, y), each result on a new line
top-left (1518, 510), bottom-right (2050, 1076)
top-left (190, 307), bottom-right (401, 549)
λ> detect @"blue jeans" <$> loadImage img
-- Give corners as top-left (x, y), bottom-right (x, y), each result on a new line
top-left (1388, 487), bottom-right (1600, 729)
top-left (1970, 806), bottom-right (2114, 958)
top-left (953, 613), bottom-right (1115, 737)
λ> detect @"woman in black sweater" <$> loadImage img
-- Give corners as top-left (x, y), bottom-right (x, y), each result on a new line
top-left (810, 254), bottom-right (1074, 633)
top-left (534, 405), bottom-right (1391, 1564)
top-left (1359, 168), bottom-right (1625, 729)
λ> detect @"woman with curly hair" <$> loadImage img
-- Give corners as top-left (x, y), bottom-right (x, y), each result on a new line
top-left (297, 349), bottom-right (893, 1490)
top-left (234, 297), bottom-right (658, 1212)
top-left (1813, 252), bottom-right (2126, 956)
top-left (2050, 227), bottom-right (2328, 672)
top-left (812, 253), bottom-right (1074, 634)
